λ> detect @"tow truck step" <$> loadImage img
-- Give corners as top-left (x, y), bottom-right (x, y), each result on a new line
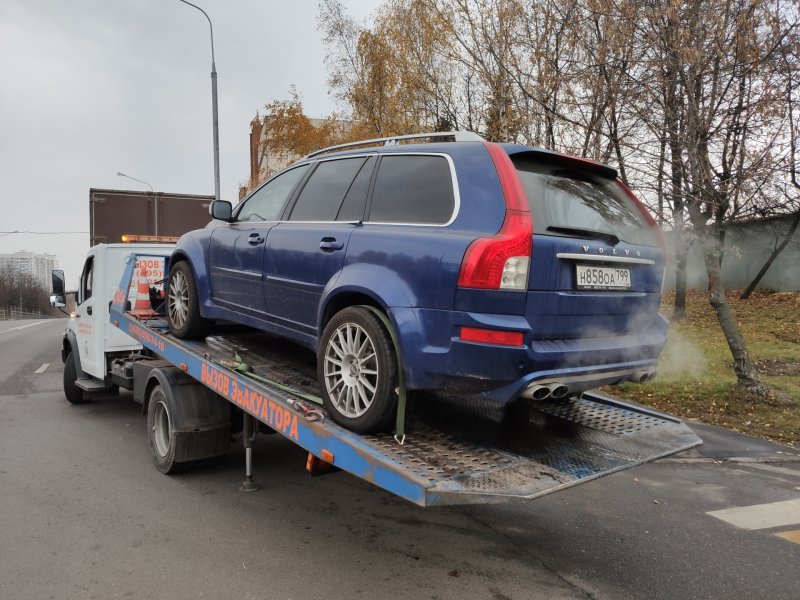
top-left (75, 378), bottom-right (108, 392)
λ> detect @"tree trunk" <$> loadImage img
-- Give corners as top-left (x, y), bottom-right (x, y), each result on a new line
top-left (673, 241), bottom-right (689, 320)
top-left (740, 211), bottom-right (800, 299)
top-left (703, 233), bottom-right (767, 396)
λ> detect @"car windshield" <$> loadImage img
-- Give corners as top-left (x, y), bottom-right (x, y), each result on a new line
top-left (513, 158), bottom-right (659, 246)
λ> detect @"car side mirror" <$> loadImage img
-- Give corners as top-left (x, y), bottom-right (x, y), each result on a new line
top-left (52, 269), bottom-right (65, 296)
top-left (211, 200), bottom-right (233, 222)
top-left (50, 294), bottom-right (66, 308)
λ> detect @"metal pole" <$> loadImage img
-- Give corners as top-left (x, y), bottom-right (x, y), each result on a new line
top-left (211, 61), bottom-right (220, 202)
top-left (177, 0), bottom-right (221, 203)
top-left (240, 414), bottom-right (259, 492)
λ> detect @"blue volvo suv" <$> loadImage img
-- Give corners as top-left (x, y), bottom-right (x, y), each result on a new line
top-left (167, 132), bottom-right (668, 433)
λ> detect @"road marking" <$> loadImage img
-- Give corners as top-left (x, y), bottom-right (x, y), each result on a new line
top-left (35, 363), bottom-right (50, 374)
top-left (775, 530), bottom-right (800, 545)
top-left (0, 321), bottom-right (50, 335)
top-left (707, 498), bottom-right (800, 530)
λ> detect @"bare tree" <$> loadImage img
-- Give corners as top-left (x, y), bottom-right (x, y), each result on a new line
top-left (741, 33), bottom-right (800, 298)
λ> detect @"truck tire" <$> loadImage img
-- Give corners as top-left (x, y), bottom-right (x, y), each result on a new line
top-left (318, 306), bottom-right (398, 434)
top-left (147, 384), bottom-right (191, 473)
top-left (166, 260), bottom-right (210, 339)
top-left (146, 370), bottom-right (231, 474)
top-left (63, 351), bottom-right (88, 404)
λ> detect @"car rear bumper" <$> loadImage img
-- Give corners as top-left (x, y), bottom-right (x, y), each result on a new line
top-left (391, 307), bottom-right (668, 403)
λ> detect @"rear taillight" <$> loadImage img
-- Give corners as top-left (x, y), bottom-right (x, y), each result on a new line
top-left (458, 212), bottom-right (531, 289)
top-left (616, 180), bottom-right (666, 250)
top-left (460, 327), bottom-right (524, 346)
top-left (457, 144), bottom-right (533, 291)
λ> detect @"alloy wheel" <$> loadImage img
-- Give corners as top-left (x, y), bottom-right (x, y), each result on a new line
top-left (168, 270), bottom-right (189, 329)
top-left (323, 322), bottom-right (379, 418)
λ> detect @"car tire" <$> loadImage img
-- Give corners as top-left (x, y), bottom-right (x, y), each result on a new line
top-left (63, 351), bottom-right (88, 404)
top-left (147, 384), bottom-right (192, 474)
top-left (167, 260), bottom-right (210, 339)
top-left (318, 306), bottom-right (398, 434)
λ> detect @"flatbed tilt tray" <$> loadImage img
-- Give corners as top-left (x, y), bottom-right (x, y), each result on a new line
top-left (110, 253), bottom-right (701, 507)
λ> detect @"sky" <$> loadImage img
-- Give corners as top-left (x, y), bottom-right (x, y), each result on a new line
top-left (0, 0), bottom-right (380, 286)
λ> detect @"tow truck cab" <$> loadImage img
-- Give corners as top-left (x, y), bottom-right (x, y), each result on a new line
top-left (54, 243), bottom-right (173, 390)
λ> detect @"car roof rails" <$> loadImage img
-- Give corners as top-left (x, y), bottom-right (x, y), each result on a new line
top-left (304, 131), bottom-right (486, 159)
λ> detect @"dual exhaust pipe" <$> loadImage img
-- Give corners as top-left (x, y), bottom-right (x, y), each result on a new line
top-left (523, 369), bottom-right (657, 401)
top-left (526, 382), bottom-right (570, 401)
top-left (631, 370), bottom-right (658, 384)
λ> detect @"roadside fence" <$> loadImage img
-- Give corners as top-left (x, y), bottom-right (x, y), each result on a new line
top-left (0, 308), bottom-right (57, 320)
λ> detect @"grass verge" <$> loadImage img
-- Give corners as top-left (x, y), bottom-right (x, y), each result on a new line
top-left (605, 290), bottom-right (800, 448)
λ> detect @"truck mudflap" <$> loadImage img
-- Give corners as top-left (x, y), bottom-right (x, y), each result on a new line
top-left (110, 253), bottom-right (701, 507)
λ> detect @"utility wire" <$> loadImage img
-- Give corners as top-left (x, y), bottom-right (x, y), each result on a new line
top-left (0, 231), bottom-right (88, 237)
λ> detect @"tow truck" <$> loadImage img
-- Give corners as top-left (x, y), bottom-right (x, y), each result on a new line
top-left (52, 243), bottom-right (701, 506)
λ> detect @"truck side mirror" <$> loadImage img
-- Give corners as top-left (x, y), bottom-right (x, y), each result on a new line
top-left (211, 200), bottom-right (233, 222)
top-left (50, 295), bottom-right (66, 308)
top-left (52, 269), bottom-right (65, 296)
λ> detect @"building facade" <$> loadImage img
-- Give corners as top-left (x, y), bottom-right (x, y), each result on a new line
top-left (242, 117), bottom-right (339, 200)
top-left (0, 251), bottom-right (58, 290)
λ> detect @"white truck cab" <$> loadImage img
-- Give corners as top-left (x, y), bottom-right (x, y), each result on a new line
top-left (53, 243), bottom-right (173, 400)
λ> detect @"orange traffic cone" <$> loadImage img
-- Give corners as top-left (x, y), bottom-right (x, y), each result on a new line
top-left (131, 264), bottom-right (156, 317)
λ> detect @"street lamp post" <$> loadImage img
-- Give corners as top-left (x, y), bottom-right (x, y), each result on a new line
top-left (177, 0), bottom-right (221, 203)
top-left (117, 171), bottom-right (158, 235)
top-left (116, 171), bottom-right (153, 194)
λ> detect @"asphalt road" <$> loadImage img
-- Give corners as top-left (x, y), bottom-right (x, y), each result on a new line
top-left (1, 318), bottom-right (799, 600)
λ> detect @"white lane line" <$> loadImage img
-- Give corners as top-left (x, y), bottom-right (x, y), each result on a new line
top-left (35, 363), bottom-right (50, 374)
top-left (707, 498), bottom-right (800, 530)
top-left (0, 321), bottom-right (50, 335)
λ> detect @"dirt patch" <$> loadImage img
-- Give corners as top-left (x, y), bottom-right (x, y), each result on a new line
top-left (773, 330), bottom-right (800, 344)
top-left (754, 359), bottom-right (800, 377)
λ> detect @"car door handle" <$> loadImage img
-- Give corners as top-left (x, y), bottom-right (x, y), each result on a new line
top-left (319, 238), bottom-right (344, 251)
top-left (87, 305), bottom-right (93, 315)
top-left (248, 233), bottom-right (265, 245)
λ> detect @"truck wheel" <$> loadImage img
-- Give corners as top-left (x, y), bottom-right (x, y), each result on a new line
top-left (63, 351), bottom-right (88, 404)
top-left (318, 306), bottom-right (398, 433)
top-left (147, 384), bottom-right (191, 474)
top-left (167, 260), bottom-right (210, 339)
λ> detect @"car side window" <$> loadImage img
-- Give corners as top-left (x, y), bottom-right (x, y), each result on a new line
top-left (79, 256), bottom-right (94, 304)
top-left (237, 165), bottom-right (309, 222)
top-left (289, 157), bottom-right (368, 221)
top-left (367, 155), bottom-right (455, 224)
top-left (336, 156), bottom-right (376, 221)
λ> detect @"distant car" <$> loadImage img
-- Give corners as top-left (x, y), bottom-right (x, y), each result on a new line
top-left (167, 132), bottom-right (668, 433)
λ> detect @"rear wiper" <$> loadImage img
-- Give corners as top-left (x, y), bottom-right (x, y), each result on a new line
top-left (546, 226), bottom-right (620, 245)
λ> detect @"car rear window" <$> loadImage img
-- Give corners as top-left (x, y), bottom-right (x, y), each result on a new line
top-left (368, 155), bottom-right (455, 224)
top-left (513, 158), bottom-right (659, 246)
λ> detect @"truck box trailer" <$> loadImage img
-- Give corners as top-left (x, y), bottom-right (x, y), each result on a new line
top-left (89, 188), bottom-right (213, 246)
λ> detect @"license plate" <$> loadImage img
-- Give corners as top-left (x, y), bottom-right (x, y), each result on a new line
top-left (576, 265), bottom-right (631, 290)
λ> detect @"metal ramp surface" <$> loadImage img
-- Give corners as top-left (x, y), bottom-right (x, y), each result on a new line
top-left (199, 329), bottom-right (701, 505)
